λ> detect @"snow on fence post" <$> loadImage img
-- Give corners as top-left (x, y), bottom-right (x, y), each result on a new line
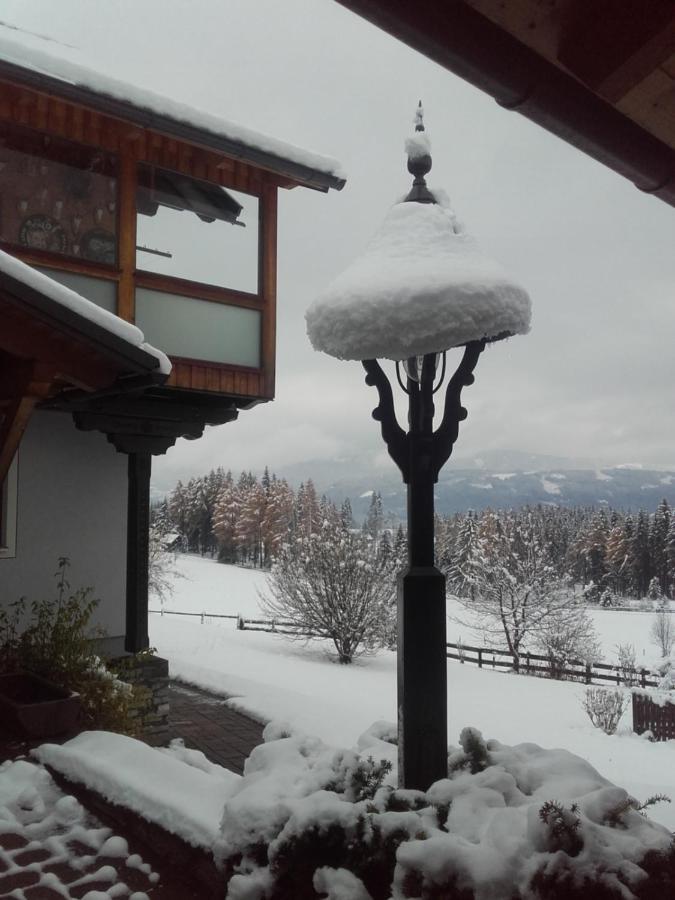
top-left (585, 662), bottom-right (592, 685)
top-left (201, 612), bottom-right (205, 625)
top-left (237, 615), bottom-right (245, 630)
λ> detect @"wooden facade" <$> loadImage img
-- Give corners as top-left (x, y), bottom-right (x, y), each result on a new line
top-left (0, 78), bottom-right (291, 404)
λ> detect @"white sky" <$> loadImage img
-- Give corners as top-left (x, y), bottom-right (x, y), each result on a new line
top-left (4, 0), bottom-right (675, 486)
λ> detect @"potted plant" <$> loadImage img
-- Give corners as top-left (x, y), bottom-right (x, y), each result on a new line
top-left (0, 559), bottom-right (134, 740)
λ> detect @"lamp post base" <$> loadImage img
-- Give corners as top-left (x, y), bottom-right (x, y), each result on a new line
top-left (397, 565), bottom-right (448, 790)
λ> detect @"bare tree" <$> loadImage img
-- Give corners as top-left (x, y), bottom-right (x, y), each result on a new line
top-left (650, 609), bottom-right (675, 658)
top-left (262, 514), bottom-right (397, 664)
top-left (148, 524), bottom-right (181, 605)
top-left (453, 512), bottom-right (597, 671)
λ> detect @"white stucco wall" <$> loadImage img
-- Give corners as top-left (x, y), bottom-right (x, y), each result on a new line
top-left (0, 410), bottom-right (128, 649)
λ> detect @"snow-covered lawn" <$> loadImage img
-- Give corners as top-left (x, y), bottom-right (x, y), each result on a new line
top-left (447, 597), bottom-right (667, 663)
top-left (151, 557), bottom-right (675, 831)
top-left (156, 553), bottom-right (268, 618)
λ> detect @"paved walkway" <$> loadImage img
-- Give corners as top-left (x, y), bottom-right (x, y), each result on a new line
top-left (0, 682), bottom-right (266, 898)
top-left (167, 681), bottom-right (265, 774)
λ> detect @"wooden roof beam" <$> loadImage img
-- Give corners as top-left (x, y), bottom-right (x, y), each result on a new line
top-left (559, 0), bottom-right (675, 103)
top-left (0, 359), bottom-right (53, 482)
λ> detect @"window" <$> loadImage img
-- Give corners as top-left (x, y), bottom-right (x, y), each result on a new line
top-left (0, 122), bottom-right (118, 266)
top-left (136, 164), bottom-right (259, 293)
top-left (0, 453), bottom-right (18, 559)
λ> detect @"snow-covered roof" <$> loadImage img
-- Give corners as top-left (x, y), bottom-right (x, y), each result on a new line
top-left (0, 248), bottom-right (170, 374)
top-left (0, 25), bottom-right (345, 193)
top-left (306, 192), bottom-right (531, 361)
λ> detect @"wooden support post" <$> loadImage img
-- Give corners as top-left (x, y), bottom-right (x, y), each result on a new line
top-left (125, 451), bottom-right (151, 653)
top-left (259, 182), bottom-right (278, 399)
top-left (478, 648), bottom-right (482, 669)
top-left (117, 141), bottom-right (139, 322)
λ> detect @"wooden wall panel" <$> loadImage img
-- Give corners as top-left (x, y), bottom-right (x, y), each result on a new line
top-left (0, 82), bottom-right (285, 195)
top-left (1, 81), bottom-right (283, 404)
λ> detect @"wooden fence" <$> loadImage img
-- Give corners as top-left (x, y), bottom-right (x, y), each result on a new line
top-left (149, 609), bottom-right (314, 636)
top-left (632, 692), bottom-right (675, 741)
top-left (446, 642), bottom-right (660, 688)
top-left (150, 610), bottom-right (661, 689)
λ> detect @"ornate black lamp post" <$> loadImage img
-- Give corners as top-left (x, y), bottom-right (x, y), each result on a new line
top-left (307, 106), bottom-right (531, 790)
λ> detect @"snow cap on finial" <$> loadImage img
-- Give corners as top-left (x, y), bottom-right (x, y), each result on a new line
top-left (404, 100), bottom-right (435, 204)
top-left (414, 100), bottom-right (424, 130)
top-left (305, 102), bottom-right (532, 362)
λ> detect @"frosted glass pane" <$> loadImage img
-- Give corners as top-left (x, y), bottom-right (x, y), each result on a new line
top-left (36, 267), bottom-right (117, 313)
top-left (135, 288), bottom-right (260, 367)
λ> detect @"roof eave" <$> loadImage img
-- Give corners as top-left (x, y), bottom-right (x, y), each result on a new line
top-left (0, 268), bottom-right (165, 378)
top-left (0, 58), bottom-right (346, 194)
top-left (336, 0), bottom-right (675, 208)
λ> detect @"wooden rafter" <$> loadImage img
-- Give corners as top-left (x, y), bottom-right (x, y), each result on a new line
top-left (0, 358), bottom-right (53, 482)
top-left (0, 302), bottom-right (122, 389)
top-left (559, 0), bottom-right (675, 103)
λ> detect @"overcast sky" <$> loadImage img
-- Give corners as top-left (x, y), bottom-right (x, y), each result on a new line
top-left (4, 0), bottom-right (675, 488)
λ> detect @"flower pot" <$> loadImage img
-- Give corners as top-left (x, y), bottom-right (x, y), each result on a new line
top-left (0, 671), bottom-right (81, 739)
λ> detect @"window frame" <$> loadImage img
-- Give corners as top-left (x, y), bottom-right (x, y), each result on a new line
top-left (0, 453), bottom-right (18, 559)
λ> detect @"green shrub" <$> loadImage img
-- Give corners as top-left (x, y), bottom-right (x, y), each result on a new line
top-left (1, 558), bottom-right (137, 734)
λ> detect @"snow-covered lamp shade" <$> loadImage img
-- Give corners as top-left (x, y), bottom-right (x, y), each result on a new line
top-left (306, 115), bottom-right (532, 362)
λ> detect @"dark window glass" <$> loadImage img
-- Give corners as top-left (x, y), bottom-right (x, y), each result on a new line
top-left (0, 123), bottom-right (118, 265)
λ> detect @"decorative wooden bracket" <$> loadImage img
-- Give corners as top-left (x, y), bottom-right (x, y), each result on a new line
top-left (433, 340), bottom-right (485, 476)
top-left (362, 339), bottom-right (485, 485)
top-left (363, 358), bottom-right (409, 481)
top-left (0, 360), bottom-right (54, 483)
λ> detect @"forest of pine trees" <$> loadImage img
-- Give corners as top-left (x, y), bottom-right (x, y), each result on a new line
top-left (436, 499), bottom-right (675, 602)
top-left (157, 468), bottom-right (675, 601)
top-left (155, 469), bottom-right (404, 570)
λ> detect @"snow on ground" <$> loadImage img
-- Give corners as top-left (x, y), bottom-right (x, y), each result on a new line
top-left (150, 560), bottom-right (675, 831)
top-left (447, 596), bottom-right (669, 662)
top-left (35, 732), bottom-right (239, 849)
top-left (0, 757), bottom-right (158, 898)
top-left (154, 553), bottom-right (269, 619)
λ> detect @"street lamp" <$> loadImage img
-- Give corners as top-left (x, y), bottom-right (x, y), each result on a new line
top-left (306, 105), bottom-right (531, 790)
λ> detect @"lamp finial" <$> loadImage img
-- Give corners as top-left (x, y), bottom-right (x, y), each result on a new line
top-left (405, 101), bottom-right (435, 204)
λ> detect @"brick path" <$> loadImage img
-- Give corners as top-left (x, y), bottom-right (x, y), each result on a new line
top-left (167, 681), bottom-right (265, 774)
top-left (0, 682), bottom-right (266, 898)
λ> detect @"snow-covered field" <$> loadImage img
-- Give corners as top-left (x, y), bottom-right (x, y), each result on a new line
top-left (448, 598), bottom-right (667, 663)
top-left (150, 555), bottom-right (675, 830)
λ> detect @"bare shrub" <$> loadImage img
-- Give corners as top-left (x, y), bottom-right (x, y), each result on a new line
top-left (615, 643), bottom-right (640, 687)
top-left (650, 609), bottom-right (675, 658)
top-left (582, 688), bottom-right (628, 735)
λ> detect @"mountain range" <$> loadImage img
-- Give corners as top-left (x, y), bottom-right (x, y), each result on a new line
top-left (274, 450), bottom-right (675, 523)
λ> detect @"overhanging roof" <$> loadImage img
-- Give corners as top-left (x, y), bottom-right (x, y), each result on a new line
top-left (0, 27), bottom-right (346, 194)
top-left (337, 0), bottom-right (675, 208)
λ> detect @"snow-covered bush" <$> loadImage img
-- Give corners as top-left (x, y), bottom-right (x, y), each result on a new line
top-left (615, 643), bottom-right (641, 687)
top-left (262, 517), bottom-right (397, 663)
top-left (536, 606), bottom-right (601, 680)
top-left (582, 688), bottom-right (628, 735)
top-left (216, 722), bottom-right (675, 900)
top-left (650, 610), bottom-right (675, 659)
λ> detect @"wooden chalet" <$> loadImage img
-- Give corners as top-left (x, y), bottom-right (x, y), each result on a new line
top-left (0, 34), bottom-right (344, 659)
